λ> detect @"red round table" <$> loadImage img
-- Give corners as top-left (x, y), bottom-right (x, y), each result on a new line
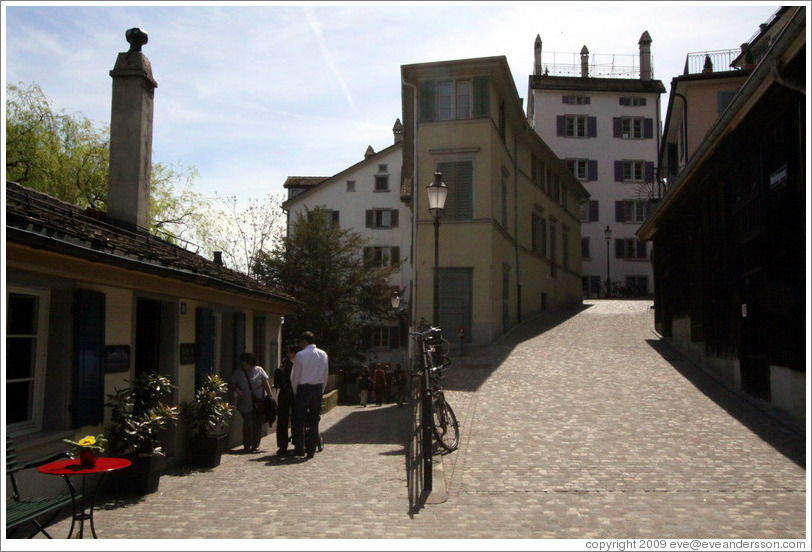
top-left (38, 457), bottom-right (131, 538)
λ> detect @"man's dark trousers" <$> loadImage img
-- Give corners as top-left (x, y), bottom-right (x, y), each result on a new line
top-left (276, 389), bottom-right (294, 452)
top-left (292, 383), bottom-right (322, 456)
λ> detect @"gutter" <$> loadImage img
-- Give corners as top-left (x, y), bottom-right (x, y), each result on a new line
top-left (639, 6), bottom-right (805, 241)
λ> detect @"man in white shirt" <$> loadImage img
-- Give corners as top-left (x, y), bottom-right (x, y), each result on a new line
top-left (290, 331), bottom-right (329, 458)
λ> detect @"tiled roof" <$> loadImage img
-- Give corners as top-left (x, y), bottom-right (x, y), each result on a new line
top-left (5, 181), bottom-right (297, 307)
top-left (282, 176), bottom-right (330, 189)
top-left (530, 75), bottom-right (666, 93)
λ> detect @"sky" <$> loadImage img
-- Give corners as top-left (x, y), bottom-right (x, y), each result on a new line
top-left (2, 1), bottom-right (787, 205)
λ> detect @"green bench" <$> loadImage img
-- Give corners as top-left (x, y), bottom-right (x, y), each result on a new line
top-left (6, 435), bottom-right (80, 539)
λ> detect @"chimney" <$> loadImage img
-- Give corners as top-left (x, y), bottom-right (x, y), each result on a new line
top-left (107, 28), bottom-right (157, 233)
top-left (364, 145), bottom-right (375, 159)
top-left (639, 31), bottom-right (652, 81)
top-left (534, 35), bottom-right (542, 76)
top-left (392, 118), bottom-right (403, 144)
top-left (213, 251), bottom-right (223, 266)
top-left (580, 45), bottom-right (589, 77)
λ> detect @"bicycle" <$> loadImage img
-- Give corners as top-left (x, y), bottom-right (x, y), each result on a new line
top-left (411, 319), bottom-right (460, 452)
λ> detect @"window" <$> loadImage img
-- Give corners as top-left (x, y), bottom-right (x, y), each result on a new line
top-left (501, 179), bottom-right (508, 229)
top-left (370, 326), bottom-right (395, 348)
top-left (436, 160), bottom-right (474, 220)
top-left (566, 159), bottom-right (588, 180)
top-left (615, 160), bottom-right (654, 183)
top-left (617, 200), bottom-right (647, 223)
top-left (366, 209), bottom-right (399, 229)
top-left (364, 246), bottom-right (401, 268)
top-left (374, 175), bottom-right (389, 192)
top-left (549, 221), bottom-right (557, 276)
top-left (581, 237), bottom-right (590, 259)
top-left (718, 90), bottom-right (737, 115)
top-left (378, 164), bottom-right (388, 173)
top-left (346, 180), bottom-right (356, 192)
top-left (531, 156), bottom-right (546, 189)
top-left (562, 226), bottom-right (569, 270)
top-left (563, 95), bottom-right (590, 104)
top-left (619, 96), bottom-right (646, 106)
top-left (615, 238), bottom-right (648, 260)
top-left (438, 79), bottom-right (472, 121)
top-left (6, 289), bottom-right (49, 432)
top-left (557, 115), bottom-right (597, 138)
top-left (614, 116), bottom-right (653, 139)
top-left (580, 199), bottom-right (599, 222)
top-left (531, 211), bottom-right (547, 257)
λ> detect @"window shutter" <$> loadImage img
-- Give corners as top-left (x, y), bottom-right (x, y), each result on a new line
top-left (587, 116), bottom-right (597, 137)
top-left (419, 79), bottom-right (436, 122)
top-left (388, 326), bottom-right (399, 349)
top-left (232, 312), bottom-right (246, 375)
top-left (391, 247), bottom-right (400, 266)
top-left (613, 117), bottom-right (622, 138)
top-left (584, 97), bottom-right (591, 105)
top-left (473, 76), bottom-right (489, 118)
top-left (615, 239), bottom-right (624, 259)
top-left (636, 240), bottom-right (647, 259)
top-left (615, 201), bottom-right (625, 222)
top-left (74, 289), bottom-right (105, 426)
top-left (614, 161), bottom-right (624, 182)
top-left (619, 97), bottom-right (628, 106)
top-left (390, 209), bottom-right (398, 228)
top-left (556, 115), bottom-right (566, 136)
top-left (562, 95), bottom-right (569, 104)
top-left (640, 98), bottom-right (647, 106)
top-left (643, 118), bottom-right (654, 139)
top-left (588, 160), bottom-right (598, 181)
top-left (363, 247), bottom-right (373, 268)
top-left (589, 200), bottom-right (599, 222)
top-left (581, 237), bottom-right (589, 258)
top-left (332, 210), bottom-right (340, 225)
top-left (361, 326), bottom-right (372, 350)
top-left (645, 162), bottom-right (655, 183)
top-left (195, 307), bottom-right (214, 392)
top-left (365, 210), bottom-right (373, 228)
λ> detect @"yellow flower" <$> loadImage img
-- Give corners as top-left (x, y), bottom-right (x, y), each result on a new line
top-left (77, 436), bottom-right (96, 447)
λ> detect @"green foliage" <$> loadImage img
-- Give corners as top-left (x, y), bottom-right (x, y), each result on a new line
top-left (63, 434), bottom-right (107, 457)
top-left (5, 82), bottom-right (208, 239)
top-left (105, 373), bottom-right (179, 456)
top-left (252, 206), bottom-right (397, 367)
top-left (181, 375), bottom-right (235, 438)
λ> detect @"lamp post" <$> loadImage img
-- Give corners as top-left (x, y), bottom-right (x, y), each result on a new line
top-left (604, 225), bottom-right (612, 298)
top-left (427, 172), bottom-right (448, 327)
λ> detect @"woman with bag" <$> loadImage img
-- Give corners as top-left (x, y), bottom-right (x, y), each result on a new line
top-left (230, 352), bottom-right (273, 453)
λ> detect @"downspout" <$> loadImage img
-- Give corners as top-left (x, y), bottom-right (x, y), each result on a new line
top-left (514, 129), bottom-right (521, 324)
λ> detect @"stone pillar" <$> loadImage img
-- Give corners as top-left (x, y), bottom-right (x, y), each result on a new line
top-left (580, 45), bottom-right (589, 77)
top-left (534, 35), bottom-right (542, 76)
top-left (108, 28), bottom-right (157, 232)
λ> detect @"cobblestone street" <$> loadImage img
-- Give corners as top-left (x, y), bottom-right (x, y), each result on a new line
top-left (29, 300), bottom-right (807, 543)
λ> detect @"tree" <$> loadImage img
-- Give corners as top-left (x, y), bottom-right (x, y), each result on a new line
top-left (253, 207), bottom-right (397, 368)
top-left (6, 82), bottom-right (207, 239)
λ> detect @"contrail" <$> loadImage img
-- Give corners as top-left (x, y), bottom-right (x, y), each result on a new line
top-left (303, 6), bottom-right (358, 112)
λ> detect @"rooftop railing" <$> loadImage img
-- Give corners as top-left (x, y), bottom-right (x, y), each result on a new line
top-left (683, 49), bottom-right (742, 75)
top-left (539, 52), bottom-right (650, 79)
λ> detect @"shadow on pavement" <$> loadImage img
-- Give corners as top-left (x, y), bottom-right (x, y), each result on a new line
top-left (646, 338), bottom-right (806, 468)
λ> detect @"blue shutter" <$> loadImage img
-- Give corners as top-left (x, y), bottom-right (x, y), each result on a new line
top-left (233, 312), bottom-right (246, 370)
top-left (74, 289), bottom-right (106, 426)
top-left (556, 116), bottom-right (566, 136)
top-left (613, 117), bottom-right (622, 138)
top-left (643, 118), bottom-right (654, 139)
top-left (615, 201), bottom-right (625, 222)
top-left (587, 117), bottom-right (597, 137)
top-left (588, 160), bottom-right (598, 181)
top-left (195, 308), bottom-right (214, 391)
top-left (614, 161), bottom-right (624, 182)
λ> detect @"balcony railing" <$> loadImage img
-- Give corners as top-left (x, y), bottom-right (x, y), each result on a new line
top-left (539, 52), bottom-right (649, 79)
top-left (683, 49), bottom-right (742, 75)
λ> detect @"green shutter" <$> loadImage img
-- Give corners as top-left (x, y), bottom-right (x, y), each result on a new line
top-left (74, 289), bottom-right (106, 426)
top-left (473, 76), bottom-right (489, 118)
top-left (419, 80), bottom-right (436, 122)
top-left (195, 308), bottom-right (214, 390)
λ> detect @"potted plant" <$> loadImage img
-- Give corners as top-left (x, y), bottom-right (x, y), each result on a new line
top-left (181, 374), bottom-right (234, 468)
top-left (105, 372), bottom-right (179, 495)
top-left (64, 434), bottom-right (107, 468)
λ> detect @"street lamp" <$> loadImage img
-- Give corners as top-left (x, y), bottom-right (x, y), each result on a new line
top-left (604, 225), bottom-right (612, 298)
top-left (427, 172), bottom-right (448, 326)
top-left (390, 290), bottom-right (401, 311)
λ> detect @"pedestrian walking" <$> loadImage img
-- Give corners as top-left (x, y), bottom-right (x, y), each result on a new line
top-left (290, 331), bottom-right (328, 458)
top-left (358, 366), bottom-right (372, 407)
top-left (372, 363), bottom-right (386, 406)
top-left (230, 352), bottom-right (272, 453)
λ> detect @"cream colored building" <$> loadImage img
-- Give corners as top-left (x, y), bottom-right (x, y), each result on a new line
top-left (401, 56), bottom-right (589, 346)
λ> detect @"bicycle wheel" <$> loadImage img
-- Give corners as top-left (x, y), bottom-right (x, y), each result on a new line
top-left (432, 394), bottom-right (460, 452)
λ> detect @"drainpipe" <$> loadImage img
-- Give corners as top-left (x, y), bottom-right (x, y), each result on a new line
top-left (514, 129), bottom-right (521, 324)
top-left (673, 92), bottom-right (688, 164)
top-left (401, 76), bottom-right (419, 337)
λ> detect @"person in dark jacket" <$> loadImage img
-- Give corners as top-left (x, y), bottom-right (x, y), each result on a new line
top-left (273, 345), bottom-right (298, 456)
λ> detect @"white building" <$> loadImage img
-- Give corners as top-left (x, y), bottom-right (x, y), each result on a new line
top-left (526, 33), bottom-right (665, 297)
top-left (282, 121), bottom-right (409, 369)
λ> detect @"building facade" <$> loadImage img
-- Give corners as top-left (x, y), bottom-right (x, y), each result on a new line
top-left (527, 33), bottom-right (665, 298)
top-left (639, 6), bottom-right (806, 421)
top-left (282, 125), bottom-right (410, 369)
top-left (401, 56), bottom-right (589, 346)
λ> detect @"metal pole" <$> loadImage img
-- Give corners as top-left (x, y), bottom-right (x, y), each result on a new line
top-left (606, 237), bottom-right (611, 298)
top-left (433, 217), bottom-right (440, 326)
top-left (422, 353), bottom-right (432, 492)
